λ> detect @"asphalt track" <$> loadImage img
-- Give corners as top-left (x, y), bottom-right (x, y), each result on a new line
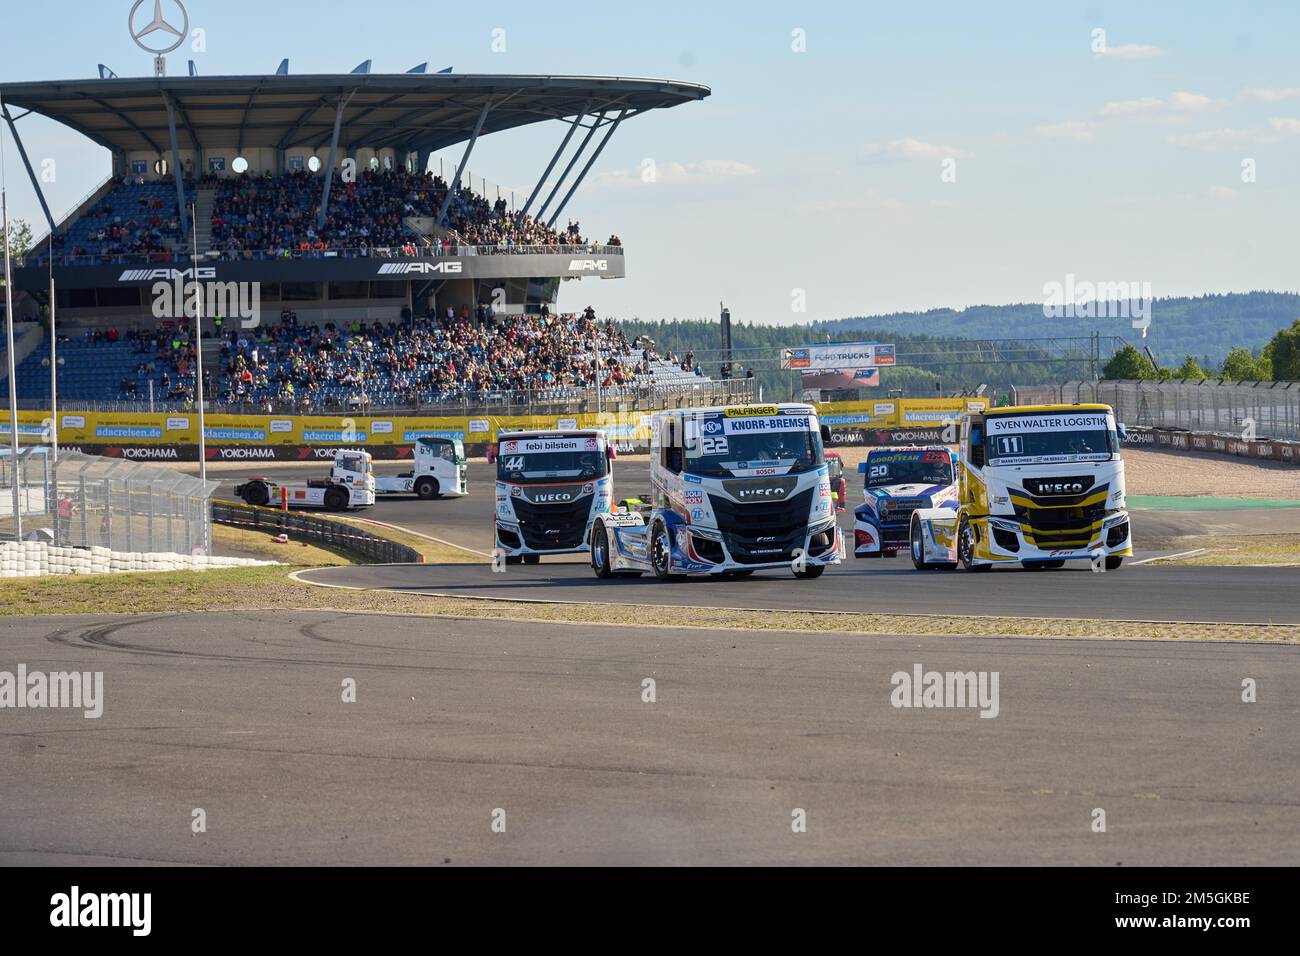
top-left (3, 612), bottom-right (1297, 865)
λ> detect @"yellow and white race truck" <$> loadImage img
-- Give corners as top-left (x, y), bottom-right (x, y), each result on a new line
top-left (908, 404), bottom-right (1132, 571)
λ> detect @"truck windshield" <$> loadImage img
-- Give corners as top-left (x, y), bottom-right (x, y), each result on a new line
top-left (984, 413), bottom-right (1115, 464)
top-left (498, 449), bottom-right (607, 483)
top-left (685, 428), bottom-right (822, 478)
top-left (866, 452), bottom-right (952, 488)
top-left (339, 453), bottom-right (371, 475)
top-left (419, 438), bottom-right (464, 464)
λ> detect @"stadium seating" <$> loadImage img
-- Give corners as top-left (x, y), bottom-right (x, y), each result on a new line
top-left (43, 182), bottom-right (190, 264)
top-left (13, 330), bottom-right (198, 403)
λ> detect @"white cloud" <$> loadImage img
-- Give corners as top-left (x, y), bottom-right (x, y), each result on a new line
top-left (1267, 117), bottom-right (1300, 134)
top-left (1095, 43), bottom-right (1166, 61)
top-left (862, 138), bottom-right (967, 161)
top-left (1034, 120), bottom-right (1099, 141)
top-left (1100, 91), bottom-right (1224, 117)
top-left (1168, 127), bottom-right (1277, 151)
top-left (1208, 186), bottom-right (1239, 201)
top-left (1244, 87), bottom-right (1300, 102)
top-left (588, 159), bottom-right (757, 189)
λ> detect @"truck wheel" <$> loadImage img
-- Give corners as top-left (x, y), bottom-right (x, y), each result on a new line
top-left (522, 554), bottom-right (540, 565)
top-left (793, 564), bottom-right (825, 579)
top-left (1105, 556), bottom-right (1124, 571)
top-left (415, 477), bottom-right (439, 500)
top-left (324, 487), bottom-right (347, 511)
top-left (958, 517), bottom-right (991, 572)
top-left (910, 518), bottom-right (930, 570)
top-left (242, 481), bottom-right (270, 508)
top-left (651, 522), bottom-right (676, 580)
top-left (591, 525), bottom-right (613, 579)
top-left (505, 555), bottom-right (523, 566)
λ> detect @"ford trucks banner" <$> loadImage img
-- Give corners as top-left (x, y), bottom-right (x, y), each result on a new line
top-left (782, 342), bottom-right (896, 371)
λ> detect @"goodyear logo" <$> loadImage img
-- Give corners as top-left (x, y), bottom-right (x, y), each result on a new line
top-left (724, 405), bottom-right (780, 418)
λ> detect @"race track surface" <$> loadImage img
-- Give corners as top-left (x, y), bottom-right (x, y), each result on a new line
top-left (299, 560), bottom-right (1300, 625)
top-left (3, 612), bottom-right (1297, 865)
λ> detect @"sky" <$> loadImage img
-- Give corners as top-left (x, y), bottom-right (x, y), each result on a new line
top-left (1, 0), bottom-right (1298, 326)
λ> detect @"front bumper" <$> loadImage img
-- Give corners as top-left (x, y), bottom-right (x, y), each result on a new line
top-left (979, 511), bottom-right (1133, 564)
top-left (672, 523), bottom-right (844, 574)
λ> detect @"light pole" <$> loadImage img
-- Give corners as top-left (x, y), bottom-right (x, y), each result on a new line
top-left (2, 96), bottom-right (22, 541)
top-left (48, 252), bottom-right (57, 461)
top-left (191, 202), bottom-right (207, 485)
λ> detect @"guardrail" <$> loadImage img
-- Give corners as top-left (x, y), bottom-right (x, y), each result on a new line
top-left (211, 500), bottom-right (423, 564)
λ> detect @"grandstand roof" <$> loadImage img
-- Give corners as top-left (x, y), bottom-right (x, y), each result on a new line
top-left (0, 73), bottom-right (710, 155)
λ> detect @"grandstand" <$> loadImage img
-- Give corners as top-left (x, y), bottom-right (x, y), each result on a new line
top-left (2, 69), bottom-right (709, 409)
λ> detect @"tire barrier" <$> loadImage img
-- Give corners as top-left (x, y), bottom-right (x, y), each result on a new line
top-left (210, 500), bottom-right (424, 564)
top-left (0, 540), bottom-right (273, 579)
top-left (1125, 426), bottom-right (1300, 466)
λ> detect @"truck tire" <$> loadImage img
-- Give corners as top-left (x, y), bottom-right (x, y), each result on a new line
top-left (241, 481), bottom-right (271, 508)
top-left (591, 525), bottom-right (613, 578)
top-left (651, 521), bottom-right (681, 581)
top-left (958, 517), bottom-right (992, 572)
top-left (324, 487), bottom-right (347, 512)
top-left (910, 518), bottom-right (931, 570)
top-left (793, 564), bottom-right (825, 579)
top-left (1105, 556), bottom-right (1124, 571)
top-left (522, 554), bottom-right (540, 565)
top-left (415, 476), bottom-right (439, 500)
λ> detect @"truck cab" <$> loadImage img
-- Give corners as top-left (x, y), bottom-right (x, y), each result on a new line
top-left (909, 404), bottom-right (1131, 571)
top-left (375, 436), bottom-right (468, 499)
top-left (589, 403), bottom-right (843, 580)
top-left (234, 449), bottom-right (376, 511)
top-left (853, 446), bottom-right (958, 558)
top-left (492, 430), bottom-right (613, 564)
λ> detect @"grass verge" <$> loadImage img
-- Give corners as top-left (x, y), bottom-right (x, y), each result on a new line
top-left (211, 523), bottom-right (354, 566)
top-left (0, 563), bottom-right (1294, 641)
top-left (1155, 534), bottom-right (1300, 567)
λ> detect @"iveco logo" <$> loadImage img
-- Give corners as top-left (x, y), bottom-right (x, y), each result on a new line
top-left (377, 262), bottom-right (464, 275)
top-left (568, 259), bottom-right (608, 272)
top-left (737, 487), bottom-right (785, 499)
top-left (119, 267), bottom-right (216, 282)
top-left (1028, 480), bottom-right (1088, 495)
top-left (533, 493), bottom-right (572, 503)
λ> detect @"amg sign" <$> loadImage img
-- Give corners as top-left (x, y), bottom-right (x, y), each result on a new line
top-left (376, 262), bottom-right (464, 275)
top-left (567, 259), bottom-right (609, 272)
top-left (119, 267), bottom-right (217, 282)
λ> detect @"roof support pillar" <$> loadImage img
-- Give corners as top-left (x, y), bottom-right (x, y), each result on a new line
top-left (518, 102), bottom-right (589, 224)
top-left (547, 109), bottom-right (627, 228)
top-left (164, 96), bottom-right (189, 239)
top-left (317, 91), bottom-right (354, 231)
top-left (535, 111), bottom-right (604, 225)
top-left (436, 100), bottom-right (491, 228)
top-left (1, 106), bottom-right (56, 235)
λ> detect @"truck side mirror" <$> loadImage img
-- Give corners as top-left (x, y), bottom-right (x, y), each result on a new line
top-left (1117, 422), bottom-right (1128, 442)
top-left (606, 444), bottom-right (618, 460)
top-left (969, 445), bottom-right (985, 468)
top-left (820, 424), bottom-right (832, 446)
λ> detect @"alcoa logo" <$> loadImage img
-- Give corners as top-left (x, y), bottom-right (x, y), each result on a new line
top-left (119, 267), bottom-right (216, 282)
top-left (376, 262), bottom-right (463, 275)
top-left (568, 259), bottom-right (608, 272)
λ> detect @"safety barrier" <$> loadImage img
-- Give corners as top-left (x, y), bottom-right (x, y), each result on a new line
top-left (1125, 426), bottom-right (1300, 466)
top-left (210, 500), bottom-right (423, 564)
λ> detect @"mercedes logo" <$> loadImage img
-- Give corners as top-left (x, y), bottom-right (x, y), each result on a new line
top-left (128, 0), bottom-right (190, 55)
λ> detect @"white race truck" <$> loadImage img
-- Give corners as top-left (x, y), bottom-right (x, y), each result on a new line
top-left (491, 430), bottom-right (615, 564)
top-left (234, 449), bottom-right (376, 511)
top-left (374, 436), bottom-right (468, 500)
top-left (908, 404), bottom-right (1132, 571)
top-left (588, 403), bottom-right (843, 580)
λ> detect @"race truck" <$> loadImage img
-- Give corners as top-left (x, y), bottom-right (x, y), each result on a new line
top-left (491, 430), bottom-right (614, 564)
top-left (374, 435), bottom-right (468, 500)
top-left (908, 404), bottom-right (1132, 571)
top-left (589, 403), bottom-right (843, 580)
top-left (234, 449), bottom-right (375, 511)
top-left (824, 451), bottom-right (848, 513)
top-left (853, 446), bottom-right (957, 558)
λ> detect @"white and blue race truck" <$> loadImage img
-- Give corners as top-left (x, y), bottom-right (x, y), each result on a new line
top-left (375, 436), bottom-right (468, 500)
top-left (853, 446), bottom-right (958, 558)
top-left (589, 403), bottom-right (843, 580)
top-left (491, 430), bottom-right (614, 565)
